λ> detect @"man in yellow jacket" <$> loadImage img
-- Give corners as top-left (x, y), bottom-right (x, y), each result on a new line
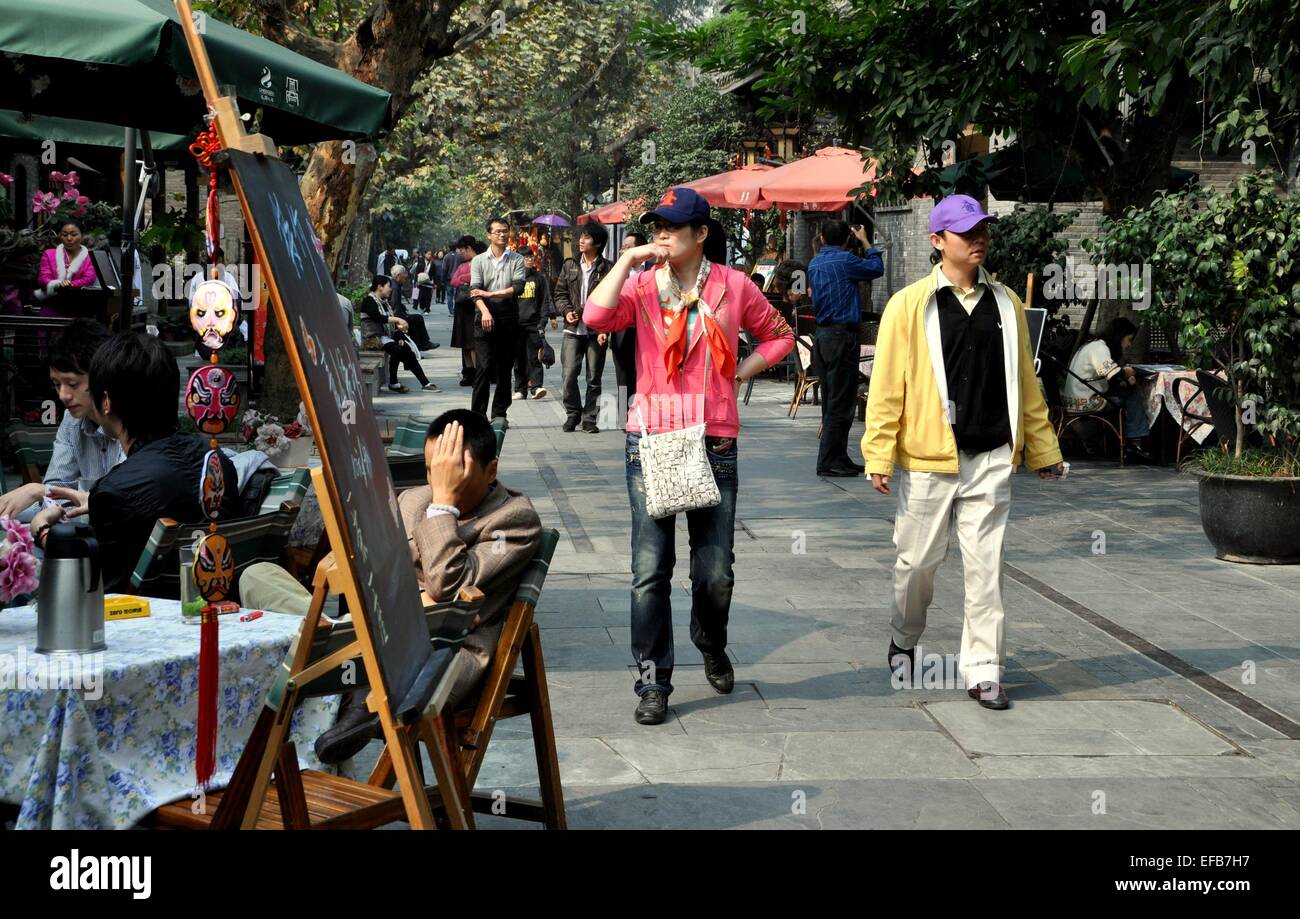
top-left (863, 195), bottom-right (1065, 710)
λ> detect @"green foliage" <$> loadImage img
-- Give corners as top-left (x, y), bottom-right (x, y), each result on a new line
top-left (621, 83), bottom-right (745, 206)
top-left (1087, 172), bottom-right (1300, 464)
top-left (1190, 445), bottom-right (1300, 478)
top-left (636, 1), bottom-right (1300, 213)
top-left (139, 208), bottom-right (205, 259)
top-left (374, 0), bottom-right (670, 237)
top-left (987, 206), bottom-right (1079, 305)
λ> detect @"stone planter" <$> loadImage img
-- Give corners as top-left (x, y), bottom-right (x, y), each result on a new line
top-left (1188, 468), bottom-right (1300, 564)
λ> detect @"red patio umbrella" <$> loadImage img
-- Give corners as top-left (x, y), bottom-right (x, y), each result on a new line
top-left (577, 198), bottom-right (644, 225)
top-left (678, 163), bottom-right (774, 210)
top-left (753, 146), bottom-right (879, 211)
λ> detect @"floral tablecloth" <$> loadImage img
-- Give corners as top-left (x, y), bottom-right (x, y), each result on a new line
top-left (0, 597), bottom-right (337, 830)
top-left (1137, 368), bottom-right (1220, 445)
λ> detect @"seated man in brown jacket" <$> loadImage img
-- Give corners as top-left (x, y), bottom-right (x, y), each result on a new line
top-left (241, 409), bottom-right (541, 765)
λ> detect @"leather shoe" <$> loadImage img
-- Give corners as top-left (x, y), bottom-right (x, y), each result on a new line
top-left (561, 418), bottom-right (579, 432)
top-left (967, 682), bottom-right (1010, 710)
top-left (634, 689), bottom-right (668, 725)
top-left (315, 688), bottom-right (382, 764)
top-left (702, 652), bottom-right (734, 694)
top-left (887, 640), bottom-right (915, 681)
top-left (817, 464), bottom-right (861, 477)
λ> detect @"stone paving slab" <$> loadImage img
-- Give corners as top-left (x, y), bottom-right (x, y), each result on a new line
top-left (357, 310), bottom-right (1300, 828)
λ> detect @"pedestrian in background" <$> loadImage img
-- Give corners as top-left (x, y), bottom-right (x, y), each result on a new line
top-left (468, 216), bottom-right (525, 421)
top-left (552, 223), bottom-right (613, 432)
top-left (807, 219), bottom-right (883, 477)
top-left (513, 248), bottom-right (551, 401)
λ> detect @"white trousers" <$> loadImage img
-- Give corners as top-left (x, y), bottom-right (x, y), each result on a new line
top-left (889, 444), bottom-right (1013, 688)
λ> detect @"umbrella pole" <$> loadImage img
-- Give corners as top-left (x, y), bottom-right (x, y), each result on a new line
top-left (119, 128), bottom-right (137, 332)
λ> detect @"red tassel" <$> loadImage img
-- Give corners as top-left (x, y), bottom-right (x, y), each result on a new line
top-left (196, 604), bottom-right (219, 786)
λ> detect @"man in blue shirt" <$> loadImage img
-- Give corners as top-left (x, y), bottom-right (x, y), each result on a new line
top-left (808, 219), bottom-right (884, 476)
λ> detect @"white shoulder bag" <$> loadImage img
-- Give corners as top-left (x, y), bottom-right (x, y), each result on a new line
top-left (634, 325), bottom-right (722, 520)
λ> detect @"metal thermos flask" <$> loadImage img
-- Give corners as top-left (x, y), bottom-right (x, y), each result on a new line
top-left (35, 522), bottom-right (105, 654)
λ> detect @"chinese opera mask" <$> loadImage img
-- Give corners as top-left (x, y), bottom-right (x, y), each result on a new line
top-left (193, 531), bottom-right (234, 602)
top-left (189, 279), bottom-right (237, 349)
top-left (185, 365), bottom-right (241, 436)
top-left (198, 449), bottom-right (226, 520)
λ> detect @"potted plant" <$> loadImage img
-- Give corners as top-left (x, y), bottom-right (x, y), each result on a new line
top-left (1090, 172), bottom-right (1300, 563)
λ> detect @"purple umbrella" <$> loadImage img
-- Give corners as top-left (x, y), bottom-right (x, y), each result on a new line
top-left (532, 213), bottom-right (570, 228)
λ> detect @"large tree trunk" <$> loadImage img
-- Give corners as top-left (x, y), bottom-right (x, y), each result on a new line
top-left (253, 0), bottom-right (465, 416)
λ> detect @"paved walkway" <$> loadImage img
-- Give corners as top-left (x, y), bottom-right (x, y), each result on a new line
top-left (361, 309), bottom-right (1300, 829)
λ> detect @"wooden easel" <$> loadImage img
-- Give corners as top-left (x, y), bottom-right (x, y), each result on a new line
top-left (192, 470), bottom-right (472, 829)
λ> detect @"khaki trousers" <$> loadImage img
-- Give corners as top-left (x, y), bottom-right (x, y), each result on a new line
top-left (889, 444), bottom-right (1012, 688)
top-left (239, 561), bottom-right (494, 711)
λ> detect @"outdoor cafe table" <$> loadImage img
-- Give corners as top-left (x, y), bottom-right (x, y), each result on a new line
top-left (1135, 366), bottom-right (1220, 446)
top-left (0, 597), bottom-right (336, 830)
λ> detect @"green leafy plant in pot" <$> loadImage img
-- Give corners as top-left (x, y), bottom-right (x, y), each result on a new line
top-left (1090, 172), bottom-right (1300, 563)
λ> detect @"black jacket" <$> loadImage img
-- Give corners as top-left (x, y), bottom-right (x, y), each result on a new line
top-left (517, 268), bottom-right (552, 327)
top-left (89, 433), bottom-right (242, 595)
top-left (551, 255), bottom-right (613, 331)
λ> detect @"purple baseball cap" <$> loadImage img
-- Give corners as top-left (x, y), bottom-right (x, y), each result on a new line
top-left (928, 194), bottom-right (998, 235)
top-left (640, 186), bottom-right (710, 225)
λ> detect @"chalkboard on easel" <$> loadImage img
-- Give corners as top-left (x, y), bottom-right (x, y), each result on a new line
top-left (224, 149), bottom-right (457, 719)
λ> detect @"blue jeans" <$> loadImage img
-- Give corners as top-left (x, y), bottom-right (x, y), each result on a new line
top-left (625, 431), bottom-right (738, 698)
top-left (1121, 386), bottom-right (1150, 439)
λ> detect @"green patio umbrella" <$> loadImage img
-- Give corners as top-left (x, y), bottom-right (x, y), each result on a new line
top-left (0, 0), bottom-right (391, 144)
top-left (0, 109), bottom-right (190, 150)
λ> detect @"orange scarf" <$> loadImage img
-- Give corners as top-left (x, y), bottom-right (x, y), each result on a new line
top-left (659, 266), bottom-right (735, 382)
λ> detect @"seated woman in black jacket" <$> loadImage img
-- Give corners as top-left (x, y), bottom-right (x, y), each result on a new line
top-left (28, 332), bottom-right (243, 594)
top-left (359, 274), bottom-right (437, 394)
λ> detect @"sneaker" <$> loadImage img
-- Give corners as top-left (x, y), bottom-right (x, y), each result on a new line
top-left (422, 382), bottom-right (440, 392)
top-left (634, 690), bottom-right (668, 725)
top-left (531, 387), bottom-right (547, 399)
top-left (387, 383), bottom-right (409, 393)
top-left (512, 390), bottom-right (527, 401)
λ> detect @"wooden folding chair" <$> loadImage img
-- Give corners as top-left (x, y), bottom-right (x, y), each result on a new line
top-left (7, 425), bottom-right (57, 485)
top-left (147, 574), bottom-right (488, 830)
top-left (130, 504), bottom-right (302, 602)
top-left (253, 467), bottom-right (312, 516)
top-left (369, 529), bottom-right (565, 828)
top-left (788, 311), bottom-right (821, 419)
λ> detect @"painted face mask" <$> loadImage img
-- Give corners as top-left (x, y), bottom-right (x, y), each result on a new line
top-left (185, 365), bottom-right (241, 436)
top-left (198, 449), bottom-right (226, 520)
top-left (193, 531), bottom-right (234, 602)
top-left (189, 279), bottom-right (237, 350)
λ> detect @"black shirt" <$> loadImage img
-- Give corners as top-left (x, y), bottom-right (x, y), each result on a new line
top-left (89, 432), bottom-right (242, 594)
top-left (936, 286), bottom-right (1010, 455)
top-left (517, 268), bottom-right (550, 326)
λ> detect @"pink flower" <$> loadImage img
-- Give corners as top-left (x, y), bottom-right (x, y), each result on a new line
top-left (49, 170), bottom-right (66, 185)
top-left (0, 173), bottom-right (12, 187)
top-left (0, 550), bottom-right (38, 602)
top-left (283, 421), bottom-right (303, 439)
top-left (3, 515), bottom-right (34, 556)
top-left (62, 170), bottom-right (79, 189)
top-left (32, 191), bottom-right (60, 215)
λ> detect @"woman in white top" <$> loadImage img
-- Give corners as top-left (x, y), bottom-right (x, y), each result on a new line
top-left (1064, 316), bottom-right (1151, 460)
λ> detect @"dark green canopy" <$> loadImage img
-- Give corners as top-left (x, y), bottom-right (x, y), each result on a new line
top-left (940, 146), bottom-right (1199, 202)
top-left (0, 109), bottom-right (189, 150)
top-left (0, 0), bottom-right (391, 145)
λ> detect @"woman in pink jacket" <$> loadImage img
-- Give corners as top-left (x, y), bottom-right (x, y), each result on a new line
top-left (585, 187), bottom-right (794, 725)
top-left (36, 220), bottom-right (98, 316)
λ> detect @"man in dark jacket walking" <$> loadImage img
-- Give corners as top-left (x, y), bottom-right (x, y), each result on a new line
top-left (513, 248), bottom-right (552, 400)
top-left (551, 223), bottom-right (613, 432)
